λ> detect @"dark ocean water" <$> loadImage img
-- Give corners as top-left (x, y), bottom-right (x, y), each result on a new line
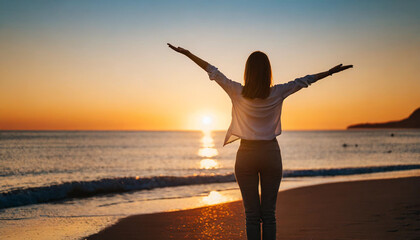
top-left (0, 130), bottom-right (419, 239)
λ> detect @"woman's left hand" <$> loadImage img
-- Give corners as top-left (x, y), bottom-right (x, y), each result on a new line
top-left (167, 43), bottom-right (190, 55)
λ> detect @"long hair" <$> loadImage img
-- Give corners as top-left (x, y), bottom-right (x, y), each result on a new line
top-left (241, 51), bottom-right (272, 99)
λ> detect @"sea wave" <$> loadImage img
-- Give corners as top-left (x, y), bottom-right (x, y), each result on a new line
top-left (0, 174), bottom-right (236, 209)
top-left (282, 164), bottom-right (420, 177)
top-left (1, 164), bottom-right (420, 209)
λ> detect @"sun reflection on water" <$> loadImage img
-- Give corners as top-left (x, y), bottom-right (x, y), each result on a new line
top-left (201, 135), bottom-right (214, 148)
top-left (198, 148), bottom-right (218, 158)
top-left (200, 159), bottom-right (219, 169)
top-left (198, 131), bottom-right (220, 169)
top-left (201, 191), bottom-right (232, 205)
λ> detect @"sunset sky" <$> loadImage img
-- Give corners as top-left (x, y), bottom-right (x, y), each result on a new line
top-left (1, 0), bottom-right (419, 131)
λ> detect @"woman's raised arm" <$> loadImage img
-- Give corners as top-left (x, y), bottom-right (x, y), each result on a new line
top-left (312, 64), bottom-right (353, 81)
top-left (167, 43), bottom-right (242, 97)
top-left (167, 43), bottom-right (210, 71)
top-left (275, 63), bottom-right (354, 99)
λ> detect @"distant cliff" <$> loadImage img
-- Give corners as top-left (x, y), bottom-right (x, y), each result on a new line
top-left (347, 107), bottom-right (420, 129)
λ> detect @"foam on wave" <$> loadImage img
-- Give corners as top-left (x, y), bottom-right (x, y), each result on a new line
top-left (1, 164), bottom-right (419, 209)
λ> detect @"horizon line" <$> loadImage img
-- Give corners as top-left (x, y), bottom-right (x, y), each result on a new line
top-left (0, 128), bottom-right (408, 132)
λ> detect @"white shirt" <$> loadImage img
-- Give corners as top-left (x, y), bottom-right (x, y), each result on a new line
top-left (206, 64), bottom-right (318, 146)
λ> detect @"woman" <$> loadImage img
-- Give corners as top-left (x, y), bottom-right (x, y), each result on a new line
top-left (168, 43), bottom-right (353, 240)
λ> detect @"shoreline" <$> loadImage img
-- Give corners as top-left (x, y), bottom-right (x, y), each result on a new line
top-left (86, 176), bottom-right (420, 240)
top-left (1, 170), bottom-right (419, 240)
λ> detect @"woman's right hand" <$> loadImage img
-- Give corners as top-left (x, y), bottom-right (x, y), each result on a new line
top-left (328, 64), bottom-right (353, 75)
top-left (167, 43), bottom-right (190, 55)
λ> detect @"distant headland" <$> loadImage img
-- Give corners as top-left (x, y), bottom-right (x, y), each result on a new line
top-left (347, 107), bottom-right (420, 129)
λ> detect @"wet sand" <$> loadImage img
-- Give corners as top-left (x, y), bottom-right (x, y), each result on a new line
top-left (86, 177), bottom-right (420, 240)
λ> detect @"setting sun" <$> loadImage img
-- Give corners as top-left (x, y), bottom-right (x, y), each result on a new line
top-left (200, 115), bottom-right (216, 132)
top-left (202, 116), bottom-right (212, 125)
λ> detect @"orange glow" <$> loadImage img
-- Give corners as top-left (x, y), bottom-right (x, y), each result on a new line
top-left (1, 2), bottom-right (419, 131)
top-left (2, 63), bottom-right (418, 130)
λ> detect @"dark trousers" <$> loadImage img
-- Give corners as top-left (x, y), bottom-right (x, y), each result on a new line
top-left (235, 138), bottom-right (283, 240)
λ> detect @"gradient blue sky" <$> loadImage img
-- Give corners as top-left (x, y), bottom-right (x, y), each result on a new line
top-left (1, 0), bottom-right (419, 130)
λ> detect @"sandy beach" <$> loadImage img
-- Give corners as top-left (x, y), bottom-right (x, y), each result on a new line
top-left (86, 176), bottom-right (420, 240)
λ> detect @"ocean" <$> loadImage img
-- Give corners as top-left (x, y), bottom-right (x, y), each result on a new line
top-left (1, 130), bottom-right (420, 239)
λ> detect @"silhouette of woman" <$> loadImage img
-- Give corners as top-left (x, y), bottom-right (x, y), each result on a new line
top-left (168, 43), bottom-right (353, 240)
